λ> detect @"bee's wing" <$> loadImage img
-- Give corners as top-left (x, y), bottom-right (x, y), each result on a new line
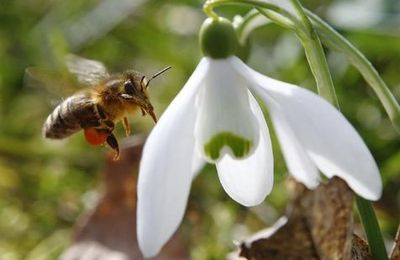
top-left (24, 67), bottom-right (79, 97)
top-left (25, 54), bottom-right (110, 106)
top-left (66, 54), bottom-right (110, 86)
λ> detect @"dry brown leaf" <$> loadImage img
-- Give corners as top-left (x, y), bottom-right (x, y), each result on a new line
top-left (238, 177), bottom-right (372, 260)
top-left (61, 136), bottom-right (188, 260)
top-left (301, 177), bottom-right (354, 258)
top-left (351, 234), bottom-right (371, 260)
top-left (239, 216), bottom-right (318, 260)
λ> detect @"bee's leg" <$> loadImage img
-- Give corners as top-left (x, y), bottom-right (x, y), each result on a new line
top-left (96, 104), bottom-right (107, 119)
top-left (122, 117), bottom-right (131, 136)
top-left (103, 120), bottom-right (115, 131)
top-left (96, 104), bottom-right (115, 131)
top-left (140, 108), bottom-right (146, 116)
top-left (106, 133), bottom-right (120, 160)
top-left (148, 109), bottom-right (158, 123)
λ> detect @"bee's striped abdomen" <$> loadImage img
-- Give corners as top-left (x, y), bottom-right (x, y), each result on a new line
top-left (43, 94), bottom-right (101, 139)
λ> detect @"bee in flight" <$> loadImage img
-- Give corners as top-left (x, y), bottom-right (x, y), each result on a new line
top-left (40, 55), bottom-right (170, 160)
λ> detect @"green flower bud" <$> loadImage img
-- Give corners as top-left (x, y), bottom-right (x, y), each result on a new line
top-left (199, 17), bottom-right (238, 59)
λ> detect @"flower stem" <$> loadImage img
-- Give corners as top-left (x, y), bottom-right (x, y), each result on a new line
top-left (234, 8), bottom-right (295, 46)
top-left (299, 35), bottom-right (340, 106)
top-left (203, 0), bottom-right (297, 23)
top-left (255, 7), bottom-right (295, 30)
top-left (356, 197), bottom-right (388, 260)
top-left (290, 0), bottom-right (339, 107)
top-left (306, 10), bottom-right (400, 134)
top-left (234, 10), bottom-right (263, 45)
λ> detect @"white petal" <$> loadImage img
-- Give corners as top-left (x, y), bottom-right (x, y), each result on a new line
top-left (230, 57), bottom-right (319, 188)
top-left (195, 58), bottom-right (260, 163)
top-left (137, 58), bottom-right (208, 258)
top-left (235, 57), bottom-right (382, 200)
top-left (216, 92), bottom-right (274, 206)
top-left (261, 93), bottom-right (321, 188)
top-left (191, 152), bottom-right (206, 178)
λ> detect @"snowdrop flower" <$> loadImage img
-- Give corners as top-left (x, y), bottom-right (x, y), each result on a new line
top-left (137, 17), bottom-right (382, 258)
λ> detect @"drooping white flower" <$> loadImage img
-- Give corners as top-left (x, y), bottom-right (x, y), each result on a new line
top-left (137, 18), bottom-right (382, 258)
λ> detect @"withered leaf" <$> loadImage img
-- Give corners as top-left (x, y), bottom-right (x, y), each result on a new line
top-left (238, 177), bottom-right (373, 260)
top-left (239, 216), bottom-right (318, 260)
top-left (351, 234), bottom-right (371, 260)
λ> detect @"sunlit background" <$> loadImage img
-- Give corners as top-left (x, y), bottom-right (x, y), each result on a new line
top-left (0, 0), bottom-right (399, 259)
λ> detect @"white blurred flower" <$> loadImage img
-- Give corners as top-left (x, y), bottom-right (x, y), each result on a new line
top-left (137, 56), bottom-right (382, 257)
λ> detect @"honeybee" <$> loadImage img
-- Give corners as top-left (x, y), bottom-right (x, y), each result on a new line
top-left (40, 55), bottom-right (170, 160)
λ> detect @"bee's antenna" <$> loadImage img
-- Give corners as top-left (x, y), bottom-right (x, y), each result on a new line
top-left (145, 66), bottom-right (172, 88)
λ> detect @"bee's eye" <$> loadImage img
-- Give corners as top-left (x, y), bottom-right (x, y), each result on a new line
top-left (124, 81), bottom-right (135, 95)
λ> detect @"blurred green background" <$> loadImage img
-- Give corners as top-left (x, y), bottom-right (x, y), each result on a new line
top-left (0, 0), bottom-right (399, 259)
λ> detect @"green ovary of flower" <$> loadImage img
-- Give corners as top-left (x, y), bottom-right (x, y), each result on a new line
top-left (204, 132), bottom-right (253, 160)
top-left (199, 17), bottom-right (238, 59)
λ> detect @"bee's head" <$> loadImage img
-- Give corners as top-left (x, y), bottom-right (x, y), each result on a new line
top-left (121, 71), bottom-right (148, 103)
top-left (119, 67), bottom-right (171, 123)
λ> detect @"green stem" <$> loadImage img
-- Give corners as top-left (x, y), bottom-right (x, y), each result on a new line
top-left (290, 0), bottom-right (339, 106)
top-left (299, 34), bottom-right (339, 106)
top-left (203, 0), bottom-right (298, 24)
top-left (356, 197), bottom-right (389, 260)
top-left (255, 7), bottom-right (295, 30)
top-left (234, 8), bottom-right (295, 45)
top-left (235, 10), bottom-right (263, 45)
top-left (306, 10), bottom-right (400, 134)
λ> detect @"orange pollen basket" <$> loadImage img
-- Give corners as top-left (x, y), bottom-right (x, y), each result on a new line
top-left (84, 128), bottom-right (108, 146)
